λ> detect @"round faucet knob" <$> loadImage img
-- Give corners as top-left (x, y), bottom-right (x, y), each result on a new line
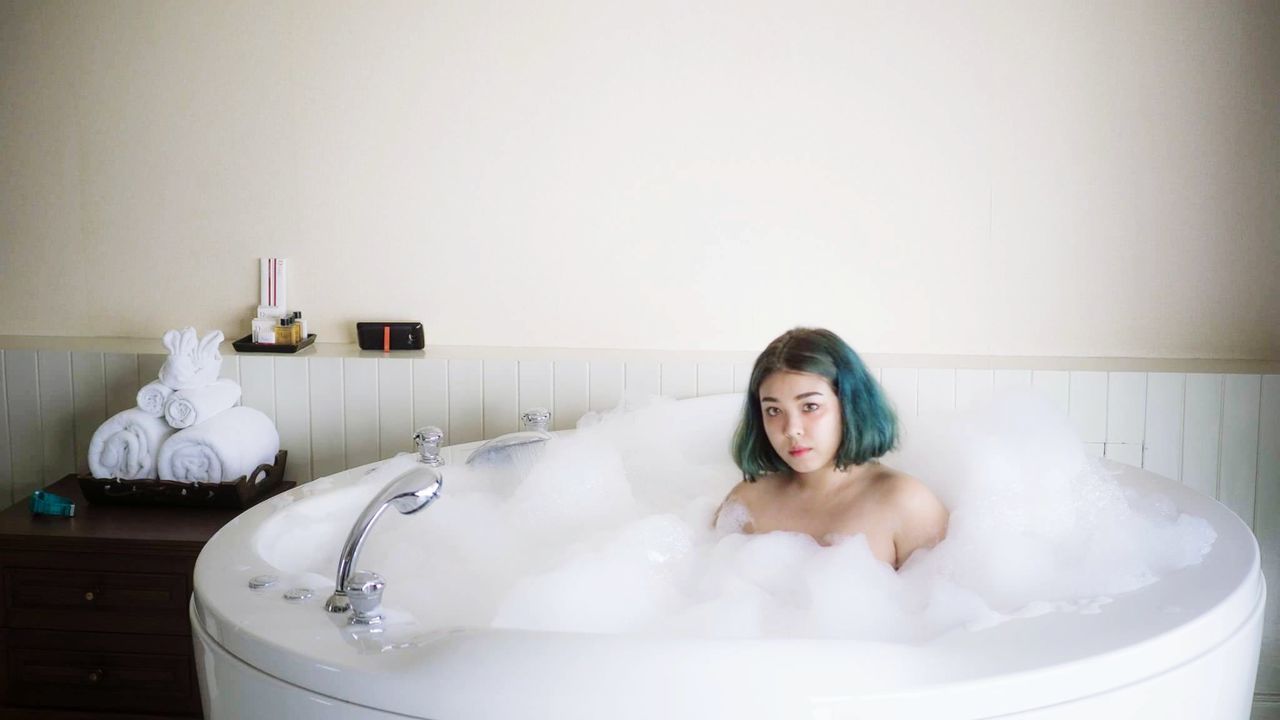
top-left (521, 408), bottom-right (551, 432)
top-left (413, 426), bottom-right (445, 466)
top-left (346, 570), bottom-right (386, 625)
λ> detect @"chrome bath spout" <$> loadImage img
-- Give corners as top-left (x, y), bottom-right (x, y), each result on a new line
top-left (325, 427), bottom-right (444, 623)
top-left (465, 408), bottom-right (553, 466)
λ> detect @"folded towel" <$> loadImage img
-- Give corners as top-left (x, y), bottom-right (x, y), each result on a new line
top-left (136, 381), bottom-right (175, 418)
top-left (159, 327), bottom-right (224, 390)
top-left (88, 408), bottom-right (176, 479)
top-left (164, 378), bottom-right (242, 429)
top-left (157, 406), bottom-right (280, 483)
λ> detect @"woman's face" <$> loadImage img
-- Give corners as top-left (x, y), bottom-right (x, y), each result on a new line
top-left (758, 370), bottom-right (843, 475)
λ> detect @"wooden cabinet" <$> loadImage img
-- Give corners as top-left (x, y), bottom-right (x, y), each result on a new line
top-left (0, 477), bottom-right (273, 719)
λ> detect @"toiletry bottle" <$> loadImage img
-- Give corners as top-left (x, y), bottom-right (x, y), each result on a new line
top-left (291, 314), bottom-right (303, 344)
top-left (275, 317), bottom-right (295, 345)
top-left (292, 311), bottom-right (307, 341)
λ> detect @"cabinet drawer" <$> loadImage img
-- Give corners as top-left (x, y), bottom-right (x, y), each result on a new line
top-left (3, 568), bottom-right (189, 634)
top-left (6, 645), bottom-right (195, 715)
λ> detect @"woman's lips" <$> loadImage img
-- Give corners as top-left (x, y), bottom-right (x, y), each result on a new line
top-left (789, 447), bottom-right (811, 457)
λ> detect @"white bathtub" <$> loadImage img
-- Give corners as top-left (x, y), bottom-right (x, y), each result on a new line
top-left (191, 436), bottom-right (1264, 719)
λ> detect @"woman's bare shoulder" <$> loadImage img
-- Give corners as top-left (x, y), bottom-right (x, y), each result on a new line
top-left (880, 470), bottom-right (944, 511)
top-left (729, 474), bottom-right (785, 498)
top-left (720, 476), bottom-right (767, 512)
top-left (715, 475), bottom-right (782, 531)
top-left (874, 466), bottom-right (949, 564)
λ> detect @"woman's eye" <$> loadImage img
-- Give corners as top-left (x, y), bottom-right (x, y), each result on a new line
top-left (764, 406), bottom-right (780, 417)
top-left (803, 403), bottom-right (819, 412)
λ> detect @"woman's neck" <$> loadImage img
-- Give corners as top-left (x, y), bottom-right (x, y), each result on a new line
top-left (789, 461), bottom-right (877, 496)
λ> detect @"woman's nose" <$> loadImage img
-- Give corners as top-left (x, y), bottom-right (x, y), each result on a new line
top-left (785, 417), bottom-right (803, 438)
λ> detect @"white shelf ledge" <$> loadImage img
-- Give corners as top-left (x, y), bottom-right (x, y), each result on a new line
top-left (1, 335), bottom-right (1277, 374)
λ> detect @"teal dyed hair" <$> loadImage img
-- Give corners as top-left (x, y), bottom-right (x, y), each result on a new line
top-left (732, 328), bottom-right (898, 480)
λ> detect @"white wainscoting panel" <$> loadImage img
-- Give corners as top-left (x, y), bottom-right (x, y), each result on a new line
top-left (448, 359), bottom-right (484, 444)
top-left (1032, 370), bottom-right (1069, 414)
top-left (733, 362), bottom-right (752, 393)
top-left (239, 356), bottom-right (277, 424)
top-left (1106, 372), bottom-right (1146, 445)
top-left (0, 353), bottom-right (10, 505)
top-left (697, 363), bottom-right (734, 397)
top-left (1143, 373), bottom-right (1185, 482)
top-left (917, 369), bottom-right (956, 418)
top-left (1256, 376), bottom-right (1280, 697)
top-left (219, 354), bottom-right (240, 384)
top-left (138, 353), bottom-right (164, 389)
top-left (881, 368), bottom-right (918, 419)
top-left (1183, 373), bottom-right (1225, 499)
top-left (482, 360), bottom-right (518, 439)
top-left (1069, 371), bottom-right (1108, 444)
top-left (5, 351), bottom-right (42, 499)
top-left (413, 359), bottom-right (449, 442)
top-left (378, 358), bottom-right (414, 457)
top-left (0, 348), bottom-right (1273, 500)
top-left (661, 362), bottom-right (697, 400)
top-left (626, 361), bottom-right (661, 399)
top-left (104, 353), bottom-right (138, 416)
top-left (518, 360), bottom-right (554, 426)
top-left (343, 358), bottom-right (380, 468)
top-left (552, 360), bottom-right (589, 431)
top-left (660, 361), bottom-right (701, 399)
top-left (38, 351), bottom-right (75, 484)
top-left (955, 369), bottom-right (994, 411)
top-left (1220, 375), bottom-right (1262, 529)
top-left (308, 357), bottom-right (346, 479)
top-left (589, 361), bottom-right (624, 413)
top-left (994, 369), bottom-right (1033, 391)
top-left (71, 353), bottom-right (106, 476)
top-left (274, 357), bottom-right (312, 486)
top-left (2, 341), bottom-right (1278, 707)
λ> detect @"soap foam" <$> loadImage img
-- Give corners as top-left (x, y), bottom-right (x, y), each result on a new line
top-left (351, 389), bottom-right (1215, 642)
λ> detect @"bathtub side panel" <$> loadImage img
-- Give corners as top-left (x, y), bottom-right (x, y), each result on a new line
top-left (193, 613), bottom-right (406, 720)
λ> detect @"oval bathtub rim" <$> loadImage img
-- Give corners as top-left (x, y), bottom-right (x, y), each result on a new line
top-left (191, 458), bottom-right (1263, 719)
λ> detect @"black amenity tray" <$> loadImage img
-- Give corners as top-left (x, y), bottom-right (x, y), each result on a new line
top-left (231, 334), bottom-right (316, 354)
top-left (77, 450), bottom-right (291, 510)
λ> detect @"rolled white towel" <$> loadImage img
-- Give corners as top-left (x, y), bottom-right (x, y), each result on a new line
top-left (159, 327), bottom-right (224, 390)
top-left (88, 408), bottom-right (176, 479)
top-left (157, 406), bottom-right (280, 483)
top-left (136, 381), bottom-right (175, 418)
top-left (164, 378), bottom-right (242, 429)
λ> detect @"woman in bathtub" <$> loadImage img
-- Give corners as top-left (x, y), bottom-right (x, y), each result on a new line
top-left (716, 327), bottom-right (948, 570)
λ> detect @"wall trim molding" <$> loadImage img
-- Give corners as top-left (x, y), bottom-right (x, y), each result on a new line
top-left (2, 335), bottom-right (1277, 375)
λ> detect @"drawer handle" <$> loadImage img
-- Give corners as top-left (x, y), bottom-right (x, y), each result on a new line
top-left (84, 590), bottom-right (96, 602)
top-left (87, 668), bottom-right (103, 684)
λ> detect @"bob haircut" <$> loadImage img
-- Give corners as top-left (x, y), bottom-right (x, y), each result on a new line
top-left (732, 328), bottom-right (898, 480)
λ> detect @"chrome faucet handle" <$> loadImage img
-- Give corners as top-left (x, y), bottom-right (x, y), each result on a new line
top-left (346, 570), bottom-right (386, 625)
top-left (520, 408), bottom-right (551, 433)
top-left (413, 426), bottom-right (444, 466)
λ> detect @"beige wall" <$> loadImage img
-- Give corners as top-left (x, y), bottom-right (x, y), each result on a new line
top-left (1, 0), bottom-right (1276, 358)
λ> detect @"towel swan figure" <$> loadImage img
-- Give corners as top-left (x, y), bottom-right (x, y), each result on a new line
top-left (159, 327), bottom-right (224, 390)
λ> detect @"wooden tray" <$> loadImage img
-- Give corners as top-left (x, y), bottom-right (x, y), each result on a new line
top-left (77, 450), bottom-right (292, 510)
top-left (232, 333), bottom-right (316, 354)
